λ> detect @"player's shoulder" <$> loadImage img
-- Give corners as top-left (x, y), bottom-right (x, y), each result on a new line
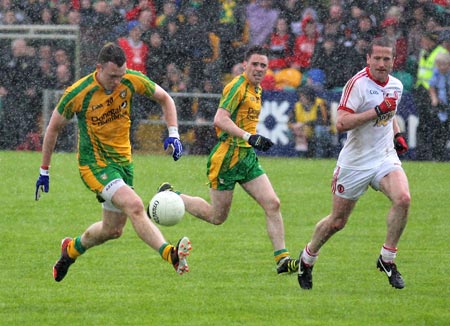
top-left (223, 74), bottom-right (247, 94)
top-left (388, 74), bottom-right (403, 89)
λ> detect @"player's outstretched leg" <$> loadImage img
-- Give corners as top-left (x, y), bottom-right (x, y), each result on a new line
top-left (376, 255), bottom-right (405, 289)
top-left (53, 237), bottom-right (76, 282)
top-left (171, 237), bottom-right (192, 275)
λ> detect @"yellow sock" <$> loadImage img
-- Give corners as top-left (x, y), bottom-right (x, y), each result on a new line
top-left (67, 240), bottom-right (81, 259)
top-left (274, 249), bottom-right (290, 263)
top-left (159, 243), bottom-right (174, 264)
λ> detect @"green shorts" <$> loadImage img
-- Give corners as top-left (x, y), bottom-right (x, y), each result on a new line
top-left (207, 142), bottom-right (265, 191)
top-left (79, 163), bottom-right (134, 200)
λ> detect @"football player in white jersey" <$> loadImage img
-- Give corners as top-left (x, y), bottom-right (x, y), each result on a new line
top-left (297, 37), bottom-right (410, 290)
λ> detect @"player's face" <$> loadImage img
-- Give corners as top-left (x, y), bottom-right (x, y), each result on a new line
top-left (243, 54), bottom-right (268, 86)
top-left (97, 61), bottom-right (127, 92)
top-left (366, 45), bottom-right (394, 83)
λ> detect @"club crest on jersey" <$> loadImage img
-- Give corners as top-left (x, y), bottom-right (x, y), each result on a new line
top-left (120, 90), bottom-right (127, 99)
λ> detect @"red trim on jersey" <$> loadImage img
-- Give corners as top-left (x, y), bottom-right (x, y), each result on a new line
top-left (338, 105), bottom-right (355, 113)
top-left (340, 69), bottom-right (367, 108)
top-left (366, 66), bottom-right (389, 87)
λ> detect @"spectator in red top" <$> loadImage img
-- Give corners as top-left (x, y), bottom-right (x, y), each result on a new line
top-left (117, 20), bottom-right (149, 74)
top-left (125, 0), bottom-right (156, 27)
top-left (291, 15), bottom-right (319, 72)
top-left (379, 17), bottom-right (408, 71)
top-left (266, 16), bottom-right (294, 71)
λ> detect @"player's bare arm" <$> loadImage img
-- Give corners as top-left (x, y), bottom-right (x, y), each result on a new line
top-left (214, 107), bottom-right (248, 139)
top-left (41, 110), bottom-right (70, 167)
top-left (152, 84), bottom-right (178, 128)
top-left (335, 108), bottom-right (378, 133)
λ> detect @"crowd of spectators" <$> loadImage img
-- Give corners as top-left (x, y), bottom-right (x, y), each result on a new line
top-left (0, 0), bottom-right (449, 159)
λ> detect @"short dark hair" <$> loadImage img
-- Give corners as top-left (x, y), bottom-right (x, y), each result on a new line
top-left (244, 45), bottom-right (269, 61)
top-left (368, 36), bottom-right (396, 57)
top-left (97, 42), bottom-right (126, 66)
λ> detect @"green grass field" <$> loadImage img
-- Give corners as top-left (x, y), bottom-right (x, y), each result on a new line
top-left (0, 151), bottom-right (449, 325)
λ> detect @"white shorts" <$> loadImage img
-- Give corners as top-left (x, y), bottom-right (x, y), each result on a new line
top-left (332, 160), bottom-right (403, 200)
top-left (100, 179), bottom-right (126, 213)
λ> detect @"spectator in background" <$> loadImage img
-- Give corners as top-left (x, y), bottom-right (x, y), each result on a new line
top-left (178, 8), bottom-right (212, 90)
top-left (125, 0), bottom-right (156, 27)
top-left (37, 44), bottom-right (57, 89)
top-left (117, 20), bottom-right (149, 74)
top-left (439, 30), bottom-right (450, 53)
top-left (414, 31), bottom-right (448, 160)
top-left (341, 33), bottom-right (371, 82)
top-left (290, 85), bottom-right (331, 158)
top-left (0, 39), bottom-right (41, 150)
top-left (379, 17), bottom-right (408, 71)
top-left (161, 17), bottom-right (185, 69)
top-left (310, 33), bottom-right (347, 90)
top-left (291, 15), bottom-right (319, 72)
top-left (322, 3), bottom-right (347, 39)
top-left (55, 64), bottom-right (73, 90)
top-left (191, 79), bottom-right (219, 155)
top-left (428, 52), bottom-right (450, 161)
top-left (54, 0), bottom-right (71, 24)
top-left (246, 0), bottom-right (279, 46)
top-left (215, 0), bottom-right (249, 72)
top-left (145, 29), bottom-right (167, 86)
top-left (155, 0), bottom-right (178, 27)
top-left (161, 63), bottom-right (192, 136)
top-left (266, 16), bottom-right (294, 72)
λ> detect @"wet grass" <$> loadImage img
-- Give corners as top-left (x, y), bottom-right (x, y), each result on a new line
top-left (0, 151), bottom-right (449, 325)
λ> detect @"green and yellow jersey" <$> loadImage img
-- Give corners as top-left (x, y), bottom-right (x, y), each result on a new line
top-left (217, 72), bottom-right (262, 147)
top-left (56, 69), bottom-right (155, 167)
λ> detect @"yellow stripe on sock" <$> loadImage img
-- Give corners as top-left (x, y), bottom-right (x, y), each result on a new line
top-left (275, 252), bottom-right (290, 263)
top-left (161, 245), bottom-right (174, 264)
top-left (67, 240), bottom-right (81, 259)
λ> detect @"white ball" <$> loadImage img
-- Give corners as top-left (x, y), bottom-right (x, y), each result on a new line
top-left (147, 191), bottom-right (185, 226)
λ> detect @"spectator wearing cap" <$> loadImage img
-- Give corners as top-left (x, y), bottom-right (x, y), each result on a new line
top-left (414, 31), bottom-right (449, 160)
top-left (117, 20), bottom-right (149, 74)
top-left (291, 15), bottom-right (320, 72)
top-left (125, 0), bottom-right (156, 27)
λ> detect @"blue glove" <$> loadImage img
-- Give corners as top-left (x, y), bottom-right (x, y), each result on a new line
top-left (164, 137), bottom-right (183, 161)
top-left (35, 167), bottom-right (50, 201)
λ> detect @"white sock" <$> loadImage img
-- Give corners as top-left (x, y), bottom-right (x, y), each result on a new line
top-left (380, 245), bottom-right (397, 263)
top-left (301, 244), bottom-right (319, 266)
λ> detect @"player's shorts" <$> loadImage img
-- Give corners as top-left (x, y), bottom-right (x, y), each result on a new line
top-left (332, 158), bottom-right (403, 200)
top-left (207, 142), bottom-right (265, 191)
top-left (79, 163), bottom-right (134, 212)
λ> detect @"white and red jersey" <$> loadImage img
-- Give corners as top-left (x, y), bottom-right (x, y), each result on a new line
top-left (337, 67), bottom-right (403, 170)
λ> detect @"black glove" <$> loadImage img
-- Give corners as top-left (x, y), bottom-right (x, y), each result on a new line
top-left (248, 134), bottom-right (274, 152)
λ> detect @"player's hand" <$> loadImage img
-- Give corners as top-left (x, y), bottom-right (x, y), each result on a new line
top-left (35, 167), bottom-right (49, 201)
top-left (394, 132), bottom-right (408, 155)
top-left (248, 134), bottom-right (274, 152)
top-left (374, 97), bottom-right (397, 117)
top-left (164, 137), bottom-right (183, 161)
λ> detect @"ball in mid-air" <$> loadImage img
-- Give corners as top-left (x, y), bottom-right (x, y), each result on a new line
top-left (147, 191), bottom-right (185, 226)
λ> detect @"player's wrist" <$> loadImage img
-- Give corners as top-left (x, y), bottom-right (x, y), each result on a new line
top-left (394, 132), bottom-right (403, 139)
top-left (374, 105), bottom-right (383, 117)
top-left (168, 126), bottom-right (180, 138)
top-left (242, 132), bottom-right (251, 142)
top-left (40, 166), bottom-right (49, 176)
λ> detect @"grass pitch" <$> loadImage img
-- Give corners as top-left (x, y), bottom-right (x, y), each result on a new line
top-left (0, 151), bottom-right (449, 325)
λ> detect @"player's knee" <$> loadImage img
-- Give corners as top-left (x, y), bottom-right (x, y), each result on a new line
top-left (264, 196), bottom-right (281, 213)
top-left (394, 191), bottom-right (411, 209)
